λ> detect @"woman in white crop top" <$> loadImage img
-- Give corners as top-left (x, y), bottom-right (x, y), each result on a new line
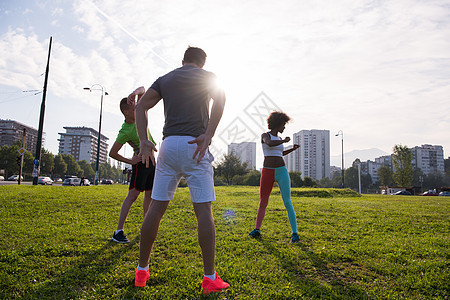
top-left (249, 111), bottom-right (301, 243)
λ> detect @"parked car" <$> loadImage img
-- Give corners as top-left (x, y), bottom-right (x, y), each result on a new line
top-left (101, 179), bottom-right (113, 185)
top-left (55, 178), bottom-right (63, 183)
top-left (421, 191), bottom-right (439, 196)
top-left (439, 191), bottom-right (450, 196)
top-left (62, 177), bottom-right (81, 186)
top-left (38, 176), bottom-right (53, 185)
top-left (8, 175), bottom-right (23, 181)
top-left (81, 179), bottom-right (91, 186)
top-left (0, 175), bottom-right (4, 181)
top-left (394, 190), bottom-right (412, 195)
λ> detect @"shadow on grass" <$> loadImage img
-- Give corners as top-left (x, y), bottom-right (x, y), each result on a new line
top-left (257, 238), bottom-right (369, 299)
top-left (24, 235), bottom-right (141, 299)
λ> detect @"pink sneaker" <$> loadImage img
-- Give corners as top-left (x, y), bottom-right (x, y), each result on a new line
top-left (134, 269), bottom-right (150, 287)
top-left (201, 272), bottom-right (230, 294)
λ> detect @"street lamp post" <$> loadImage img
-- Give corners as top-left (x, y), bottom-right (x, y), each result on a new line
top-left (335, 130), bottom-right (344, 188)
top-left (84, 84), bottom-right (108, 185)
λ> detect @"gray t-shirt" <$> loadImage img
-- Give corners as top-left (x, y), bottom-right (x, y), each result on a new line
top-left (150, 65), bottom-right (217, 138)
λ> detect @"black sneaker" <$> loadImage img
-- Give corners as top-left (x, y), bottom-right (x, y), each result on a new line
top-left (291, 233), bottom-right (300, 243)
top-left (112, 230), bottom-right (130, 243)
top-left (249, 229), bottom-right (261, 238)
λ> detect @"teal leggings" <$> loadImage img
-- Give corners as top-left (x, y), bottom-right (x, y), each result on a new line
top-left (256, 166), bottom-right (297, 233)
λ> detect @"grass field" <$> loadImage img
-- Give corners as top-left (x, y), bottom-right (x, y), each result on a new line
top-left (0, 185), bottom-right (449, 299)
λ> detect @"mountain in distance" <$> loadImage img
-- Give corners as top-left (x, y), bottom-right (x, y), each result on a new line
top-left (330, 148), bottom-right (389, 168)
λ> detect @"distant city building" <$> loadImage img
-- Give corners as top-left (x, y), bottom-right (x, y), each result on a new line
top-left (292, 129), bottom-right (330, 180)
top-left (369, 144), bottom-right (445, 182)
top-left (284, 145), bottom-right (295, 172)
top-left (329, 165), bottom-right (341, 178)
top-left (0, 119), bottom-right (42, 153)
top-left (411, 144), bottom-right (445, 175)
top-left (360, 160), bottom-right (383, 184)
top-left (375, 155), bottom-right (392, 167)
top-left (228, 141), bottom-right (256, 170)
top-left (58, 126), bottom-right (109, 163)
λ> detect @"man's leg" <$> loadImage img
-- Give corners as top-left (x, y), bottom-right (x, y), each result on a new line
top-left (143, 190), bottom-right (152, 217)
top-left (193, 202), bottom-right (215, 275)
top-left (116, 188), bottom-right (141, 231)
top-left (138, 200), bottom-right (170, 268)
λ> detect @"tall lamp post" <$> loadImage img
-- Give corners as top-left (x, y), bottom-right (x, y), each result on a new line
top-left (84, 84), bottom-right (108, 185)
top-left (335, 130), bottom-right (344, 188)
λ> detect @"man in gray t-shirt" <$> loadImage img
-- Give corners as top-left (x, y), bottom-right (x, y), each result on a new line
top-left (133, 47), bottom-right (229, 294)
top-left (151, 64), bottom-right (216, 138)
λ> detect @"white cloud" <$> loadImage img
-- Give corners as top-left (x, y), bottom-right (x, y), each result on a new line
top-left (52, 8), bottom-right (63, 16)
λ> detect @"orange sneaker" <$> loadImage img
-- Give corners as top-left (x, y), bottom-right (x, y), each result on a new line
top-left (201, 272), bottom-right (230, 294)
top-left (134, 269), bottom-right (150, 287)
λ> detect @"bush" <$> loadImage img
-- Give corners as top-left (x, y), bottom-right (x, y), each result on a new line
top-left (232, 174), bottom-right (245, 185)
top-left (214, 176), bottom-right (227, 186)
top-left (244, 170), bottom-right (261, 186)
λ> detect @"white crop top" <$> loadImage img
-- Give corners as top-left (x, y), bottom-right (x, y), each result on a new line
top-left (262, 133), bottom-right (284, 157)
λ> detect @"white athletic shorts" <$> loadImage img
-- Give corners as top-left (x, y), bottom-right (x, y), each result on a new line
top-left (151, 135), bottom-right (216, 203)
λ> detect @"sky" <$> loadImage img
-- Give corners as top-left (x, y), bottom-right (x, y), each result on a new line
top-left (1, 0), bottom-right (449, 169)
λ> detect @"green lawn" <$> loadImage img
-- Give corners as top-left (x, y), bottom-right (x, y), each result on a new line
top-left (0, 185), bottom-right (448, 299)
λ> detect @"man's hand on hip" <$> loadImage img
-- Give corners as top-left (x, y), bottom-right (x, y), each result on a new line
top-left (188, 134), bottom-right (212, 163)
top-left (139, 140), bottom-right (157, 167)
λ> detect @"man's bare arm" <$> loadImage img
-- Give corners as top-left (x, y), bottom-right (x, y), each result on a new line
top-left (135, 88), bottom-right (161, 167)
top-left (188, 86), bottom-right (226, 162)
top-left (109, 141), bottom-right (141, 165)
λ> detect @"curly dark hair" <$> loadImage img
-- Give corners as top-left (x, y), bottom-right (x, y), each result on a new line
top-left (267, 111), bottom-right (291, 130)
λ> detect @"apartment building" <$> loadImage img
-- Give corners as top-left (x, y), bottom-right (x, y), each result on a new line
top-left (291, 129), bottom-right (330, 180)
top-left (58, 126), bottom-right (109, 163)
top-left (0, 119), bottom-right (42, 153)
top-left (360, 160), bottom-right (383, 183)
top-left (411, 144), bottom-right (445, 175)
top-left (228, 141), bottom-right (256, 170)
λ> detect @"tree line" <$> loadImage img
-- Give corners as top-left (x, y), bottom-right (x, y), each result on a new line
top-left (212, 146), bottom-right (450, 192)
top-left (213, 153), bottom-right (317, 187)
top-left (0, 141), bottom-right (123, 182)
top-left (376, 144), bottom-right (450, 190)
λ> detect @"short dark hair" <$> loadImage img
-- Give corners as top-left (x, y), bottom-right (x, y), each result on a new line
top-left (120, 98), bottom-right (131, 114)
top-left (183, 46), bottom-right (207, 67)
top-left (267, 111), bottom-right (291, 130)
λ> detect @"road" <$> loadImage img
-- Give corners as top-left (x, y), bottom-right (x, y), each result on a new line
top-left (0, 181), bottom-right (63, 186)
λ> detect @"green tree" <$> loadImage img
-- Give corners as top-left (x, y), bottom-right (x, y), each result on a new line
top-left (53, 154), bottom-right (67, 178)
top-left (331, 174), bottom-right (343, 188)
top-left (289, 172), bottom-right (303, 187)
top-left (392, 144), bottom-right (413, 187)
top-left (22, 151), bottom-right (34, 175)
top-left (377, 165), bottom-right (394, 186)
top-left (424, 172), bottom-right (446, 190)
top-left (214, 153), bottom-right (248, 185)
top-left (318, 177), bottom-right (333, 188)
top-left (344, 166), bottom-right (359, 190)
top-left (412, 167), bottom-right (425, 189)
top-left (0, 143), bottom-right (20, 177)
top-left (303, 177), bottom-right (316, 187)
top-left (78, 160), bottom-right (95, 179)
top-left (99, 163), bottom-right (109, 180)
top-left (361, 174), bottom-right (373, 191)
top-left (61, 154), bottom-right (82, 177)
top-left (40, 149), bottom-right (54, 176)
top-left (111, 165), bottom-right (121, 182)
